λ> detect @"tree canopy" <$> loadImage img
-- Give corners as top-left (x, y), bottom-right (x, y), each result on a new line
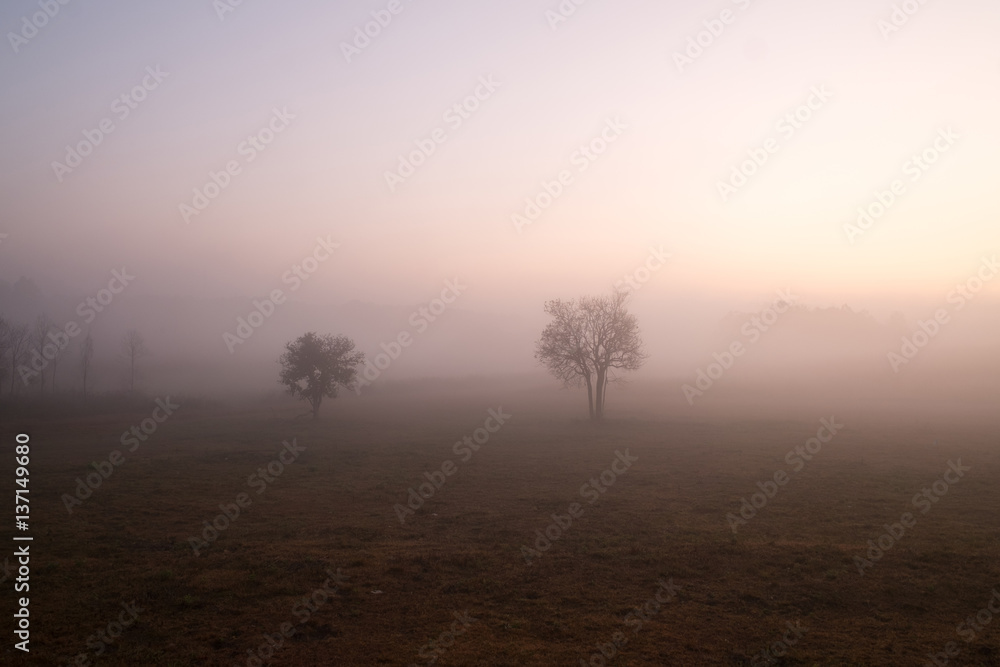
top-left (278, 332), bottom-right (364, 419)
top-left (535, 290), bottom-right (647, 420)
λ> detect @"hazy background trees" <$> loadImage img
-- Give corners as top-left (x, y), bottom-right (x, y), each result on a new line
top-left (2, 275), bottom-right (999, 424)
top-left (32, 314), bottom-right (54, 394)
top-left (80, 332), bottom-right (94, 397)
top-left (0, 306), bottom-right (152, 400)
top-left (120, 329), bottom-right (149, 393)
top-left (0, 317), bottom-right (11, 396)
top-left (5, 320), bottom-right (29, 396)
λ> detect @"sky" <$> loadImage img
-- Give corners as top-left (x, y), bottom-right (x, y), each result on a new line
top-left (1, 0), bottom-right (999, 320)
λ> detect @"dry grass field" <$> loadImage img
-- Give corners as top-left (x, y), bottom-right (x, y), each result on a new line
top-left (3, 388), bottom-right (999, 666)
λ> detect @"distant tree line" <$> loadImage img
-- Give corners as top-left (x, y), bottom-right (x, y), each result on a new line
top-left (0, 313), bottom-right (149, 399)
top-left (4, 282), bottom-right (647, 425)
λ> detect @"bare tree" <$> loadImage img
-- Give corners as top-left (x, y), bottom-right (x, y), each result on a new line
top-left (536, 290), bottom-right (647, 421)
top-left (32, 315), bottom-right (54, 395)
top-left (583, 290), bottom-right (647, 419)
top-left (80, 332), bottom-right (94, 397)
top-left (279, 332), bottom-right (364, 419)
top-left (535, 299), bottom-right (596, 419)
top-left (6, 323), bottom-right (30, 396)
top-left (0, 317), bottom-right (10, 398)
top-left (120, 329), bottom-right (149, 392)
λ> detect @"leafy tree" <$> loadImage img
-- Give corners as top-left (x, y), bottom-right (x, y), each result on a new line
top-left (279, 332), bottom-right (364, 419)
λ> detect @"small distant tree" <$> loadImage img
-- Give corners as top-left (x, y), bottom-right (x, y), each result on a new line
top-left (6, 323), bottom-right (30, 395)
top-left (279, 332), bottom-right (364, 419)
top-left (120, 329), bottom-right (149, 392)
top-left (80, 332), bottom-right (94, 397)
top-left (32, 315), bottom-right (54, 395)
top-left (536, 290), bottom-right (647, 421)
top-left (0, 317), bottom-right (10, 397)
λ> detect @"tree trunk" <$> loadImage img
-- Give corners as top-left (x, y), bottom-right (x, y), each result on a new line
top-left (584, 373), bottom-right (594, 420)
top-left (594, 367), bottom-right (606, 421)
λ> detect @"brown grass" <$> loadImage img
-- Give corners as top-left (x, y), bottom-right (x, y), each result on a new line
top-left (4, 399), bottom-right (1000, 666)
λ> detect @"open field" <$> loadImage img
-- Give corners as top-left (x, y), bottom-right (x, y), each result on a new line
top-left (3, 388), bottom-right (998, 666)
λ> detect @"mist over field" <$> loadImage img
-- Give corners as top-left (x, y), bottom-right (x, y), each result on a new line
top-left (2, 275), bottom-right (999, 421)
top-left (1, 1), bottom-right (999, 665)
top-left (1, 0), bottom-right (998, 418)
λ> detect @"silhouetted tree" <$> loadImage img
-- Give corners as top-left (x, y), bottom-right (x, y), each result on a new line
top-left (32, 315), bottom-right (54, 395)
top-left (120, 329), bottom-right (149, 392)
top-left (0, 317), bottom-right (10, 397)
top-left (80, 332), bottom-right (94, 396)
top-left (6, 322), bottom-right (29, 395)
top-left (536, 290), bottom-right (647, 421)
top-left (279, 332), bottom-right (364, 419)
top-left (535, 299), bottom-right (595, 418)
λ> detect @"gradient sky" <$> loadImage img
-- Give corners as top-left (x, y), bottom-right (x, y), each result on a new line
top-left (2, 0), bottom-right (999, 317)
